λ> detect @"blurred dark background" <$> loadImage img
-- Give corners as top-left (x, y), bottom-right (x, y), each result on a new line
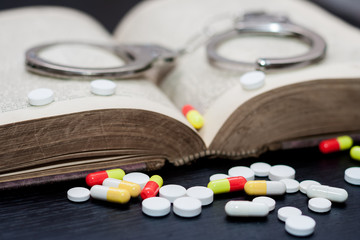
top-left (0, 0), bottom-right (359, 33)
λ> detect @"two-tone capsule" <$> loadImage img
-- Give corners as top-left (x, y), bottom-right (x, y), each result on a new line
top-left (244, 180), bottom-right (286, 196)
top-left (102, 178), bottom-right (141, 197)
top-left (182, 104), bottom-right (204, 130)
top-left (319, 135), bottom-right (353, 154)
top-left (307, 185), bottom-right (348, 203)
top-left (90, 185), bottom-right (130, 204)
top-left (86, 168), bottom-right (125, 187)
top-left (141, 175), bottom-right (163, 200)
top-left (207, 176), bottom-right (247, 194)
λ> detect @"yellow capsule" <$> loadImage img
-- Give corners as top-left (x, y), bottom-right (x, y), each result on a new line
top-left (350, 146), bottom-right (360, 161)
top-left (244, 180), bottom-right (286, 195)
top-left (102, 178), bottom-right (141, 197)
top-left (90, 185), bottom-right (130, 204)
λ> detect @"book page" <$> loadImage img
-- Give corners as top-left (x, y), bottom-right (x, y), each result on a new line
top-left (0, 6), bottom-right (190, 128)
top-left (114, 0), bottom-right (360, 146)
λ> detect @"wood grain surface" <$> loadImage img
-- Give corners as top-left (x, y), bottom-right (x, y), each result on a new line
top-left (1, 147), bottom-right (359, 239)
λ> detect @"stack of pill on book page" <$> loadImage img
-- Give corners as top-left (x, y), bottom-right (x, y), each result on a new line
top-left (66, 134), bottom-right (360, 237)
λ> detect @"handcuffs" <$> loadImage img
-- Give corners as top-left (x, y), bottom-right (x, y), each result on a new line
top-left (25, 12), bottom-right (327, 79)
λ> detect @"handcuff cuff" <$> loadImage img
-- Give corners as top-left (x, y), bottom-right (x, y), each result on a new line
top-left (25, 12), bottom-right (327, 79)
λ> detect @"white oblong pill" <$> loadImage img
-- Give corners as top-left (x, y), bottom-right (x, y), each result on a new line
top-left (252, 196), bottom-right (276, 211)
top-left (102, 178), bottom-right (121, 188)
top-left (307, 185), bottom-right (348, 203)
top-left (250, 162), bottom-right (271, 177)
top-left (269, 165), bottom-right (295, 181)
top-left (142, 197), bottom-right (171, 217)
top-left (277, 206), bottom-right (302, 222)
top-left (280, 179), bottom-right (300, 193)
top-left (228, 166), bottom-right (255, 180)
top-left (67, 187), bottom-right (90, 202)
top-left (159, 184), bottom-right (187, 203)
top-left (90, 79), bottom-right (116, 96)
top-left (123, 172), bottom-right (149, 189)
top-left (186, 186), bottom-right (214, 206)
top-left (239, 71), bottom-right (265, 90)
top-left (173, 197), bottom-right (202, 218)
top-left (308, 197), bottom-right (331, 213)
top-left (285, 215), bottom-right (316, 237)
top-left (209, 173), bottom-right (229, 181)
top-left (299, 180), bottom-right (321, 194)
top-left (28, 88), bottom-right (54, 106)
top-left (266, 181), bottom-right (286, 195)
top-left (225, 201), bottom-right (269, 217)
top-left (345, 167), bottom-right (360, 185)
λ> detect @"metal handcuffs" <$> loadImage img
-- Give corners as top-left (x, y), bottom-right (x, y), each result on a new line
top-left (25, 12), bottom-right (326, 79)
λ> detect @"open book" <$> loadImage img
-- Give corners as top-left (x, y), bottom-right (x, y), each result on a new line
top-left (1, 0), bottom-right (360, 189)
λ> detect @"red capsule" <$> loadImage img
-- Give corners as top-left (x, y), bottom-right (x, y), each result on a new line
top-left (207, 176), bottom-right (247, 194)
top-left (141, 175), bottom-right (163, 200)
top-left (85, 168), bottom-right (125, 187)
top-left (319, 139), bottom-right (339, 153)
top-left (319, 136), bottom-right (353, 154)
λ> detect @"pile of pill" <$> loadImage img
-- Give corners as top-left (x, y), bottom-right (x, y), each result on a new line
top-left (66, 154), bottom-right (359, 237)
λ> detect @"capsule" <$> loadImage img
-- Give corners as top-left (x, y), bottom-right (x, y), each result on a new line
top-left (141, 175), bottom-right (163, 200)
top-left (225, 201), bottom-right (269, 217)
top-left (244, 180), bottom-right (286, 195)
top-left (307, 185), bottom-right (348, 203)
top-left (207, 176), bottom-right (247, 194)
top-left (319, 135), bottom-right (353, 154)
top-left (90, 185), bottom-right (131, 204)
top-left (350, 146), bottom-right (360, 161)
top-left (182, 104), bottom-right (204, 130)
top-left (86, 168), bottom-right (125, 187)
top-left (102, 178), bottom-right (141, 197)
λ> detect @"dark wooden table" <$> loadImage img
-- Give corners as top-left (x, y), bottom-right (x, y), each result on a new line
top-left (1, 147), bottom-right (359, 239)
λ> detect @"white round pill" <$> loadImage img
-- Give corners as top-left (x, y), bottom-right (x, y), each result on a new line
top-left (344, 167), bottom-right (360, 185)
top-left (142, 197), bottom-right (171, 217)
top-left (277, 206), bottom-right (302, 222)
top-left (209, 173), bottom-right (229, 181)
top-left (28, 88), bottom-right (54, 106)
top-left (90, 79), bottom-right (116, 96)
top-left (228, 166), bottom-right (255, 180)
top-left (308, 197), bottom-right (331, 213)
top-left (239, 71), bottom-right (265, 90)
top-left (250, 162), bottom-right (271, 177)
top-left (285, 215), bottom-right (316, 237)
top-left (268, 165), bottom-right (295, 181)
top-left (159, 184), bottom-right (187, 203)
top-left (280, 179), bottom-right (300, 193)
top-left (252, 196), bottom-right (276, 211)
top-left (173, 197), bottom-right (202, 218)
top-left (67, 187), bottom-right (90, 202)
top-left (123, 172), bottom-right (149, 189)
top-left (186, 186), bottom-right (214, 206)
top-left (299, 180), bottom-right (321, 194)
